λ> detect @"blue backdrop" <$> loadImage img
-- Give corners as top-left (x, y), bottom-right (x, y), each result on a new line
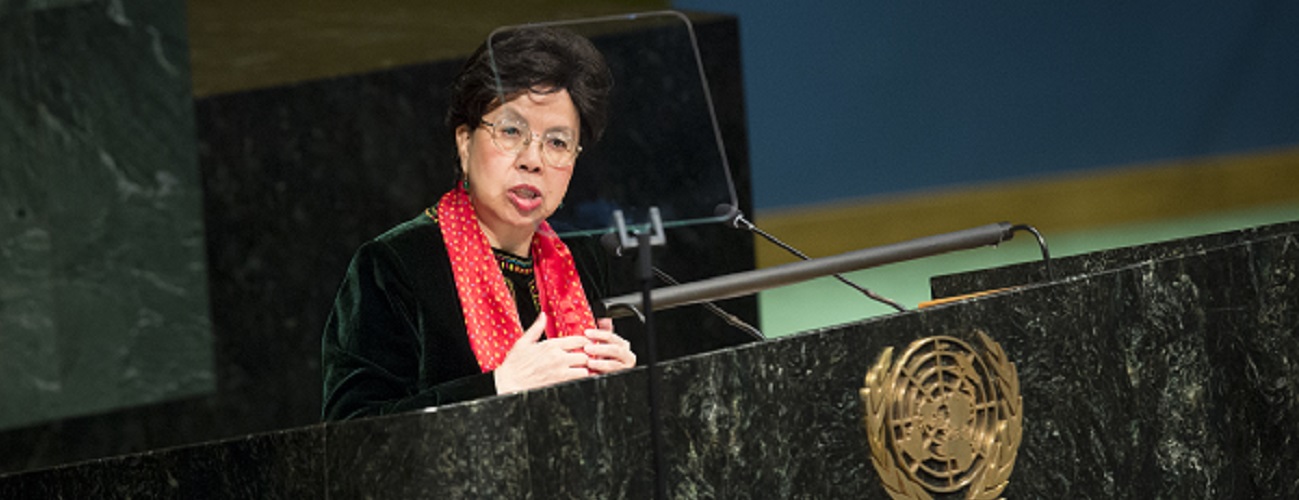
top-left (673, 1), bottom-right (1299, 210)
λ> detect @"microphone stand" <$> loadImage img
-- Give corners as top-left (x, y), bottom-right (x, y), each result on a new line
top-left (612, 209), bottom-right (669, 500)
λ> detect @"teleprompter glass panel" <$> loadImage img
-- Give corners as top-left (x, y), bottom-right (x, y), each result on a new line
top-left (486, 11), bottom-right (739, 237)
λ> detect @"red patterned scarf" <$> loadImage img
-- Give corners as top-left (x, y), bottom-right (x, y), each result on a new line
top-left (434, 187), bottom-right (596, 372)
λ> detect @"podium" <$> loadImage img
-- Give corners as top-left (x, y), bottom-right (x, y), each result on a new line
top-left (3, 220), bottom-right (1298, 498)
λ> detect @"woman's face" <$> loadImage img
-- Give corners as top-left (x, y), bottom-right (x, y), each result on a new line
top-left (456, 88), bottom-right (580, 252)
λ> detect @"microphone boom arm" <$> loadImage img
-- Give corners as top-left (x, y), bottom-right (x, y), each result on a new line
top-left (602, 222), bottom-right (1015, 318)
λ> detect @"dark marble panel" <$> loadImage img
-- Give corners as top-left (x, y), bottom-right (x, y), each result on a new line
top-left (1, 0), bottom-right (93, 17)
top-left (0, 0), bottom-right (46, 429)
top-left (520, 368), bottom-right (654, 499)
top-left (654, 311), bottom-right (895, 497)
top-left (0, 426), bottom-right (324, 499)
top-left (196, 60), bottom-right (453, 437)
top-left (325, 227), bottom-right (1299, 497)
top-left (325, 398), bottom-right (532, 498)
top-left (3, 226), bottom-right (1296, 497)
top-left (0, 0), bottom-right (212, 432)
top-left (931, 219), bottom-right (1299, 299)
top-left (324, 370), bottom-right (655, 499)
top-left (647, 230), bottom-right (1299, 497)
top-left (1008, 235), bottom-right (1297, 497)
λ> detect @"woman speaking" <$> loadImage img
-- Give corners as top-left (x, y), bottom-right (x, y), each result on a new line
top-left (322, 26), bottom-right (636, 421)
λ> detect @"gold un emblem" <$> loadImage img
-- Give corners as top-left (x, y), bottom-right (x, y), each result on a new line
top-left (860, 331), bottom-right (1023, 500)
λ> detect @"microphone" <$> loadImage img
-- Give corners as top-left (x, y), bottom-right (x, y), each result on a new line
top-left (599, 231), bottom-right (629, 258)
top-left (600, 232), bottom-right (764, 340)
top-left (715, 204), bottom-right (908, 313)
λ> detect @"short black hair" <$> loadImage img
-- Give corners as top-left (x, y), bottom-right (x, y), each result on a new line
top-left (447, 26), bottom-right (613, 147)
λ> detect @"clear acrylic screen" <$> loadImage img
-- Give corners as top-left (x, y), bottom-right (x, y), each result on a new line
top-left (487, 11), bottom-right (738, 237)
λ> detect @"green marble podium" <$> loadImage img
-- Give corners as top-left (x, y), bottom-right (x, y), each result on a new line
top-left (4, 221), bottom-right (1296, 498)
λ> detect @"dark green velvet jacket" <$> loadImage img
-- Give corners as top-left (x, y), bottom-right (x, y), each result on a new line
top-left (321, 213), bottom-right (611, 421)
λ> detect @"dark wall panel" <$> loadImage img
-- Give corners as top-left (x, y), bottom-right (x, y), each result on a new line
top-left (0, 0), bottom-right (212, 433)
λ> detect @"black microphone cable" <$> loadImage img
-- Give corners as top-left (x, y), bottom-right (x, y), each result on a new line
top-left (716, 204), bottom-right (908, 313)
top-left (600, 233), bottom-right (765, 340)
top-left (650, 266), bottom-right (764, 340)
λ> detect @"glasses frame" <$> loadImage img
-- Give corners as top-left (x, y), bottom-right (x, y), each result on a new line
top-left (480, 119), bottom-right (583, 169)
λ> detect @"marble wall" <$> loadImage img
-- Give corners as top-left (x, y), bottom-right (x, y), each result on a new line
top-left (0, 0), bottom-right (213, 431)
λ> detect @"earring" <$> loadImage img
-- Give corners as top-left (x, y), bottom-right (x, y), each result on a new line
top-left (462, 178), bottom-right (469, 191)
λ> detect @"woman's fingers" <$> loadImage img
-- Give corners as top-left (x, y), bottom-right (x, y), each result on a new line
top-left (581, 326), bottom-right (635, 374)
top-left (496, 321), bottom-right (635, 393)
top-left (496, 323), bottom-right (593, 393)
top-left (583, 328), bottom-right (629, 346)
top-left (511, 312), bottom-right (548, 346)
top-left (555, 349), bottom-right (592, 368)
top-left (545, 334), bottom-right (593, 352)
top-left (586, 357), bottom-right (630, 373)
top-left (582, 342), bottom-right (628, 359)
top-left (584, 341), bottom-right (636, 374)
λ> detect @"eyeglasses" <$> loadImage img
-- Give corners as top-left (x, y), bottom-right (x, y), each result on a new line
top-left (480, 118), bottom-right (582, 169)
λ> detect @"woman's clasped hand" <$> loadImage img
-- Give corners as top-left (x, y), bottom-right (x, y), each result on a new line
top-left (494, 314), bottom-right (637, 394)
